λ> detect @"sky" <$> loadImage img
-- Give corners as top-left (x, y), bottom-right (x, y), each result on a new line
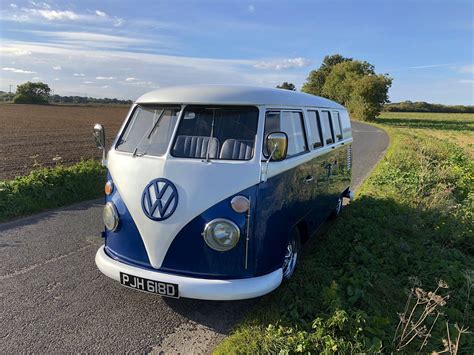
top-left (0, 0), bottom-right (473, 104)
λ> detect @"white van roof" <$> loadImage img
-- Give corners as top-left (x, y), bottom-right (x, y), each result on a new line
top-left (135, 85), bottom-right (345, 109)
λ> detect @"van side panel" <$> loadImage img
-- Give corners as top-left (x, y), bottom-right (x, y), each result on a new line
top-left (253, 162), bottom-right (313, 276)
top-left (253, 143), bottom-right (351, 276)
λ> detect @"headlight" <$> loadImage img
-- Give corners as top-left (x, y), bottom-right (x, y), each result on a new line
top-left (202, 218), bottom-right (240, 251)
top-left (103, 202), bottom-right (119, 231)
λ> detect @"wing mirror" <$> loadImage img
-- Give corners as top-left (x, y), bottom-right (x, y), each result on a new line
top-left (93, 123), bottom-right (107, 165)
top-left (93, 123), bottom-right (105, 149)
top-left (266, 132), bottom-right (288, 162)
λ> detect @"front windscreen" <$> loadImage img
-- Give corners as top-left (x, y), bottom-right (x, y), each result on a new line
top-left (171, 105), bottom-right (259, 161)
top-left (116, 105), bottom-right (181, 156)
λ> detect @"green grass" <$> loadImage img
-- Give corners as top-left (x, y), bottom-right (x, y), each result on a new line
top-left (214, 113), bottom-right (474, 354)
top-left (0, 159), bottom-right (105, 222)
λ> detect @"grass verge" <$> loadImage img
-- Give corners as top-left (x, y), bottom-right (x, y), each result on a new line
top-left (214, 113), bottom-right (474, 354)
top-left (0, 159), bottom-right (105, 222)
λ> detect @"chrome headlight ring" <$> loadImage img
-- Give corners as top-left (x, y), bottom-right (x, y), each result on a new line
top-left (103, 202), bottom-right (119, 232)
top-left (202, 218), bottom-right (240, 252)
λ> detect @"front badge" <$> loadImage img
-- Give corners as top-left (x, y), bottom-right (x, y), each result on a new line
top-left (141, 178), bottom-right (178, 221)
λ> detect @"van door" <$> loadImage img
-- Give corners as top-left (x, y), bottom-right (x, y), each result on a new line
top-left (253, 110), bottom-right (312, 275)
top-left (306, 110), bottom-right (331, 227)
top-left (318, 110), bottom-right (340, 217)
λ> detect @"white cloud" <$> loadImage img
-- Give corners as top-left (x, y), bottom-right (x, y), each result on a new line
top-left (36, 9), bottom-right (79, 21)
top-left (10, 3), bottom-right (17, 8)
top-left (54, 78), bottom-right (60, 81)
top-left (32, 76), bottom-right (41, 80)
top-left (0, 40), bottom-right (311, 100)
top-left (459, 64), bottom-right (474, 74)
top-left (96, 76), bottom-right (115, 80)
top-left (101, 85), bottom-right (111, 89)
top-left (254, 57), bottom-right (310, 70)
top-left (113, 16), bottom-right (123, 27)
top-left (52, 65), bottom-right (62, 70)
top-left (73, 73), bottom-right (85, 76)
top-left (29, 30), bottom-right (150, 49)
top-left (247, 5), bottom-right (255, 13)
top-left (2, 47), bottom-right (32, 56)
top-left (2, 67), bottom-right (36, 73)
top-left (125, 77), bottom-right (137, 81)
top-left (95, 10), bottom-right (107, 17)
top-left (83, 81), bottom-right (93, 84)
top-left (459, 79), bottom-right (474, 84)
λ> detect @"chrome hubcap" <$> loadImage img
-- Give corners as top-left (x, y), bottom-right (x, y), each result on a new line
top-left (335, 198), bottom-right (342, 215)
top-left (282, 238), bottom-right (298, 279)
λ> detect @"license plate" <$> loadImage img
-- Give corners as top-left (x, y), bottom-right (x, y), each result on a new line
top-left (120, 272), bottom-right (179, 298)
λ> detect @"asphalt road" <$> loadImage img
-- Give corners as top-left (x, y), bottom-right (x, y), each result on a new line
top-left (0, 121), bottom-right (388, 353)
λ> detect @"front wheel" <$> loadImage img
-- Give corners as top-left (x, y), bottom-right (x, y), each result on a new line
top-left (330, 196), bottom-right (343, 219)
top-left (282, 228), bottom-right (301, 280)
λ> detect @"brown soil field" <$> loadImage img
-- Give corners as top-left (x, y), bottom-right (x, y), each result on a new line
top-left (0, 104), bottom-right (129, 180)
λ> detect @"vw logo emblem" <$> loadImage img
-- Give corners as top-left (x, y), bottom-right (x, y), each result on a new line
top-left (141, 178), bottom-right (178, 221)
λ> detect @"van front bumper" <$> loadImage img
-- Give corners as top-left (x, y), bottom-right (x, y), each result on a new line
top-left (95, 246), bottom-right (283, 300)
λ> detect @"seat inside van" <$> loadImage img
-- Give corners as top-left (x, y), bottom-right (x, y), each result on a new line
top-left (219, 139), bottom-right (253, 160)
top-left (172, 135), bottom-right (220, 159)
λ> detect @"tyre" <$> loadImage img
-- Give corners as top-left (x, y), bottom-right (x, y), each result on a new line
top-left (282, 228), bottom-right (301, 280)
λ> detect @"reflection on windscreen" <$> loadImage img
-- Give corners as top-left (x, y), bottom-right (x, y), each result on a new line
top-left (116, 105), bottom-right (181, 156)
top-left (171, 106), bottom-right (259, 161)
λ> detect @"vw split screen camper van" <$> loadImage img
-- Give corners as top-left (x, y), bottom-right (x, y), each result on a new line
top-left (93, 85), bottom-right (353, 300)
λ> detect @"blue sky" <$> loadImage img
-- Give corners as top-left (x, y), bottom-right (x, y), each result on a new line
top-left (0, 0), bottom-right (472, 104)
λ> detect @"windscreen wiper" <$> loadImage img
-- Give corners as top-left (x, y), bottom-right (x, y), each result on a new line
top-left (132, 109), bottom-right (165, 157)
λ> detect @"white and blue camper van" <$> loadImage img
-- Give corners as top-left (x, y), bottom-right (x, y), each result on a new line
top-left (93, 85), bottom-right (353, 300)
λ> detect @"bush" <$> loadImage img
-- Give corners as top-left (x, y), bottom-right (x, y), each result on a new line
top-left (13, 81), bottom-right (51, 104)
top-left (0, 160), bottom-right (105, 222)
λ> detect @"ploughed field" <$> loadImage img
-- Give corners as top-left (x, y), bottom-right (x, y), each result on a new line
top-left (0, 104), bottom-right (129, 180)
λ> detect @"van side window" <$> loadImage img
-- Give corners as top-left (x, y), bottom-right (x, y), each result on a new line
top-left (332, 111), bottom-right (343, 141)
top-left (320, 110), bottom-right (335, 145)
top-left (263, 111), bottom-right (308, 158)
top-left (307, 110), bottom-right (323, 149)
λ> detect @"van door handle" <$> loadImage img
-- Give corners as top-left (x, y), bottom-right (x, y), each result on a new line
top-left (304, 175), bottom-right (314, 183)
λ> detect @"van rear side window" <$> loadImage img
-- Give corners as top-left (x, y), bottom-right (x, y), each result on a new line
top-left (332, 111), bottom-right (343, 141)
top-left (307, 110), bottom-right (323, 149)
top-left (320, 111), bottom-right (334, 145)
top-left (264, 111), bottom-right (308, 158)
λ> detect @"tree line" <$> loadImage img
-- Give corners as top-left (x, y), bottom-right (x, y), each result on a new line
top-left (383, 101), bottom-right (474, 113)
top-left (4, 82), bottom-right (132, 105)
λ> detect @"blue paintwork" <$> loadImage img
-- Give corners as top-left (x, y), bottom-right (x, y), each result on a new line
top-left (104, 173), bottom-right (152, 268)
top-left (160, 185), bottom-right (257, 279)
top-left (141, 178), bottom-right (179, 221)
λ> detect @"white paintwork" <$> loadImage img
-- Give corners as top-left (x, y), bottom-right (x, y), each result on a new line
top-left (107, 106), bottom-right (266, 269)
top-left (95, 246), bottom-right (283, 300)
top-left (136, 85), bottom-right (345, 109)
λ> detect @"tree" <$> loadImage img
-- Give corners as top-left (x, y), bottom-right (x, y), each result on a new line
top-left (276, 82), bottom-right (296, 91)
top-left (301, 54), bottom-right (352, 96)
top-left (302, 54), bottom-right (392, 121)
top-left (14, 81), bottom-right (51, 104)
